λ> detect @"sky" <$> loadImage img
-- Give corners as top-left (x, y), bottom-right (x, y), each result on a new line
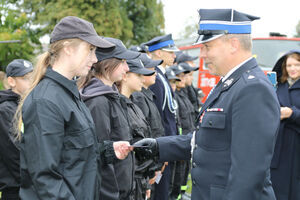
top-left (161, 0), bottom-right (300, 40)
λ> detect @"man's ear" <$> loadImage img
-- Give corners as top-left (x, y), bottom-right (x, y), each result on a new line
top-left (6, 76), bottom-right (16, 88)
top-left (229, 37), bottom-right (239, 54)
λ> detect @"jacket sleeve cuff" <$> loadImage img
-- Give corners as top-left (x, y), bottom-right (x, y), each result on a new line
top-left (99, 140), bottom-right (118, 165)
top-left (288, 106), bottom-right (300, 123)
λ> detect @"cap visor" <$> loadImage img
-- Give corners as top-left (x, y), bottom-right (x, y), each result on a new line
top-left (190, 66), bottom-right (199, 71)
top-left (116, 50), bottom-right (141, 60)
top-left (194, 34), bottom-right (224, 44)
top-left (168, 76), bottom-right (181, 81)
top-left (161, 46), bottom-right (180, 52)
top-left (131, 68), bottom-right (155, 76)
top-left (145, 60), bottom-right (163, 68)
top-left (83, 35), bottom-right (115, 49)
top-left (17, 68), bottom-right (33, 77)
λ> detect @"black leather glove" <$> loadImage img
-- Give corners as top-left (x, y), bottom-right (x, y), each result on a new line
top-left (133, 138), bottom-right (158, 161)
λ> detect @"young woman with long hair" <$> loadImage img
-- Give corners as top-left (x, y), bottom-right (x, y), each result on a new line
top-left (14, 16), bottom-right (131, 200)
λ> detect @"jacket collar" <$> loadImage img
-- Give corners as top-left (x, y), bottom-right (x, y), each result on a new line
top-left (289, 78), bottom-right (300, 89)
top-left (142, 87), bottom-right (155, 101)
top-left (44, 67), bottom-right (80, 99)
top-left (199, 57), bottom-right (258, 116)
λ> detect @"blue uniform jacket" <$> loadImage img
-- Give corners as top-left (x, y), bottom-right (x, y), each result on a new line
top-left (156, 58), bottom-right (280, 200)
top-left (149, 67), bottom-right (177, 136)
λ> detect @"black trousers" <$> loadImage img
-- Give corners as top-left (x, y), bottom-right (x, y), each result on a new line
top-left (1, 187), bottom-right (19, 200)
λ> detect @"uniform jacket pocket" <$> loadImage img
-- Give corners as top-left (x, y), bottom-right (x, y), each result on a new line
top-left (201, 112), bottom-right (225, 129)
top-left (210, 185), bottom-right (225, 200)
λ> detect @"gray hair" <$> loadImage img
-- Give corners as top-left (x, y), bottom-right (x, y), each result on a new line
top-left (222, 34), bottom-right (252, 51)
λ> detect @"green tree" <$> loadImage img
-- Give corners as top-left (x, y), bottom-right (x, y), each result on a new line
top-left (177, 16), bottom-right (198, 40)
top-left (12, 0), bottom-right (165, 45)
top-left (0, 2), bottom-right (41, 70)
top-left (124, 0), bottom-right (165, 45)
top-left (295, 20), bottom-right (300, 37)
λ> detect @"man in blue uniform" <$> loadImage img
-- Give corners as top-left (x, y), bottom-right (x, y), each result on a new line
top-left (143, 34), bottom-right (179, 200)
top-left (134, 9), bottom-right (280, 200)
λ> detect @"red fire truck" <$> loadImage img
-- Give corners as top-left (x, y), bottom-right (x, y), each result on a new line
top-left (176, 36), bottom-right (300, 101)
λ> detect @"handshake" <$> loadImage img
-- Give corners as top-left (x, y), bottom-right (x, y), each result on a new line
top-left (113, 138), bottom-right (158, 161)
top-left (132, 138), bottom-right (159, 161)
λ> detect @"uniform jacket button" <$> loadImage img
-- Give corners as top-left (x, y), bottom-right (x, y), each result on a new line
top-left (192, 179), bottom-right (196, 185)
top-left (194, 144), bottom-right (198, 149)
top-left (192, 162), bottom-right (197, 168)
top-left (209, 120), bottom-right (213, 126)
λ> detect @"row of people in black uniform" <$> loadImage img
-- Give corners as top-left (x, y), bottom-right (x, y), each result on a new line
top-left (0, 16), bottom-right (202, 200)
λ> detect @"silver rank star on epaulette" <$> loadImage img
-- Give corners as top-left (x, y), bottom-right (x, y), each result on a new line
top-left (248, 75), bottom-right (255, 79)
top-left (224, 78), bottom-right (233, 87)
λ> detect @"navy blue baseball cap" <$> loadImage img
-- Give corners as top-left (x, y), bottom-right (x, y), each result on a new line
top-left (175, 51), bottom-right (198, 64)
top-left (144, 34), bottom-right (179, 52)
top-left (139, 53), bottom-right (163, 68)
top-left (196, 9), bottom-right (260, 44)
top-left (178, 62), bottom-right (198, 72)
top-left (50, 16), bottom-right (115, 50)
top-left (129, 44), bottom-right (148, 53)
top-left (127, 58), bottom-right (155, 76)
top-left (166, 68), bottom-right (180, 81)
top-left (96, 37), bottom-right (140, 61)
top-left (6, 59), bottom-right (33, 77)
top-left (169, 64), bottom-right (189, 75)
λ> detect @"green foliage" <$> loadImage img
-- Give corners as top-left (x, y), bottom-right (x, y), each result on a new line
top-left (10, 0), bottom-right (165, 46)
top-left (124, 0), bottom-right (165, 45)
top-left (295, 20), bottom-right (300, 38)
top-left (0, 2), bottom-right (42, 70)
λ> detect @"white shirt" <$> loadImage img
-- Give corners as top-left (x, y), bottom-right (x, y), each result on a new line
top-left (222, 56), bottom-right (253, 82)
top-left (157, 65), bottom-right (166, 74)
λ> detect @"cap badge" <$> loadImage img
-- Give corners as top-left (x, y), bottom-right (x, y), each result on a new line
top-left (24, 61), bottom-right (31, 68)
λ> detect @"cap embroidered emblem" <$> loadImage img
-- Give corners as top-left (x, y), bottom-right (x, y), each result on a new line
top-left (24, 61), bottom-right (31, 68)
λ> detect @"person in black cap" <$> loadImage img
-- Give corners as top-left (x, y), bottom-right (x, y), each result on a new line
top-left (0, 59), bottom-right (33, 200)
top-left (270, 50), bottom-right (300, 200)
top-left (134, 9), bottom-right (280, 200)
top-left (79, 37), bottom-right (140, 200)
top-left (130, 54), bottom-right (166, 199)
top-left (177, 62), bottom-right (202, 117)
top-left (168, 65), bottom-right (195, 200)
top-left (144, 33), bottom-right (179, 200)
top-left (15, 16), bottom-right (132, 200)
top-left (114, 58), bottom-right (155, 200)
top-left (174, 51), bottom-right (198, 67)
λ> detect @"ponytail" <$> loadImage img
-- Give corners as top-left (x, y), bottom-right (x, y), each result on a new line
top-left (14, 51), bottom-right (51, 140)
top-left (14, 38), bottom-right (82, 140)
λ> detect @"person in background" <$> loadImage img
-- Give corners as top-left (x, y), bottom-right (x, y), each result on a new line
top-left (271, 50), bottom-right (300, 200)
top-left (116, 58), bottom-right (155, 200)
top-left (176, 55), bottom-right (202, 116)
top-left (15, 16), bottom-right (131, 200)
top-left (0, 59), bottom-right (33, 200)
top-left (79, 37), bottom-right (140, 200)
top-left (134, 9), bottom-right (280, 200)
top-left (144, 34), bottom-right (179, 200)
top-left (169, 64), bottom-right (195, 200)
top-left (130, 53), bottom-right (165, 199)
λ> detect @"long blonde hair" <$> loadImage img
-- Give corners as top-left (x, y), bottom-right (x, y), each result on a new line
top-left (14, 38), bottom-right (82, 140)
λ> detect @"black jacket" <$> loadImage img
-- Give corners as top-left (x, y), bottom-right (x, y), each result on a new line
top-left (20, 68), bottom-right (101, 200)
top-left (0, 89), bottom-right (20, 190)
top-left (176, 89), bottom-right (196, 135)
top-left (80, 78), bottom-right (134, 200)
top-left (131, 88), bottom-right (164, 139)
top-left (183, 85), bottom-right (201, 117)
top-left (119, 95), bottom-right (154, 200)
